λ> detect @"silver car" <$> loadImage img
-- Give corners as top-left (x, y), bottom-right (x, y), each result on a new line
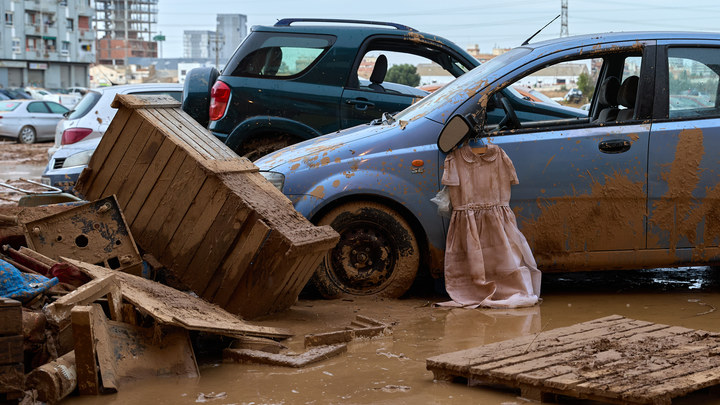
top-left (0, 100), bottom-right (69, 144)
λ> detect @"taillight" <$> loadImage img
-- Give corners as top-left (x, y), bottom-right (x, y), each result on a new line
top-left (61, 127), bottom-right (93, 145)
top-left (209, 80), bottom-right (230, 121)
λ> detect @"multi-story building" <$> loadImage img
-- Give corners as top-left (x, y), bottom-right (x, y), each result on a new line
top-left (0, 0), bottom-right (95, 88)
top-left (183, 30), bottom-right (215, 59)
top-left (95, 0), bottom-right (158, 65)
top-left (216, 14), bottom-right (246, 63)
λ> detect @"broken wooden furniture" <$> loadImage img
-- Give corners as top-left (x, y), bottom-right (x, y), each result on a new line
top-left (0, 298), bottom-right (24, 403)
top-left (74, 94), bottom-right (339, 319)
top-left (304, 315), bottom-right (391, 347)
top-left (427, 315), bottom-right (720, 405)
top-left (224, 344), bottom-right (347, 368)
top-left (22, 196), bottom-right (142, 275)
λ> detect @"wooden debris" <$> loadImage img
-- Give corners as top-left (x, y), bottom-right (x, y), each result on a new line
top-left (26, 351), bottom-right (77, 404)
top-left (0, 298), bottom-right (24, 401)
top-left (229, 336), bottom-right (288, 354)
top-left (65, 258), bottom-right (292, 340)
top-left (74, 94), bottom-right (339, 319)
top-left (72, 304), bottom-right (198, 394)
top-left (23, 196), bottom-right (143, 275)
top-left (305, 315), bottom-right (391, 348)
top-left (426, 315), bottom-right (720, 405)
top-left (45, 273), bottom-right (122, 326)
top-left (224, 344), bottom-right (347, 368)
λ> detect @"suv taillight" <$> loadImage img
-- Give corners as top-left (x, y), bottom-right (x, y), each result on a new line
top-left (61, 127), bottom-right (93, 145)
top-left (209, 80), bottom-right (230, 122)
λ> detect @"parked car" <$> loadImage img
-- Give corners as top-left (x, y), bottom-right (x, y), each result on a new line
top-left (0, 88), bottom-right (31, 99)
top-left (183, 18), bottom-right (479, 160)
top-left (42, 83), bottom-right (183, 189)
top-left (0, 100), bottom-right (69, 143)
top-left (256, 31), bottom-right (720, 298)
top-left (564, 88), bottom-right (583, 103)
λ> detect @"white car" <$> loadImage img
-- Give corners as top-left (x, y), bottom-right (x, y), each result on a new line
top-left (47, 83), bottom-right (183, 158)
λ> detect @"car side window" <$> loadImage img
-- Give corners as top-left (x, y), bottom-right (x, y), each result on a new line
top-left (27, 102), bottom-right (49, 113)
top-left (45, 102), bottom-right (69, 114)
top-left (667, 47), bottom-right (720, 119)
top-left (226, 33), bottom-right (334, 79)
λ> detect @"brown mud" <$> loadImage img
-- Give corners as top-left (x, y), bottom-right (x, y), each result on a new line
top-left (0, 142), bottom-right (51, 207)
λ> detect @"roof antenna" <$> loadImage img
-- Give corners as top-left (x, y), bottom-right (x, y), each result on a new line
top-left (522, 14), bottom-right (560, 46)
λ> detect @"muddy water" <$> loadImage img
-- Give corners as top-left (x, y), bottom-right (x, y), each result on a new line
top-left (64, 268), bottom-right (720, 405)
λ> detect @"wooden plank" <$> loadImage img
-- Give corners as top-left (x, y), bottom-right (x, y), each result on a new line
top-left (171, 107), bottom-right (239, 159)
top-left (206, 215), bottom-right (271, 306)
top-left (98, 119), bottom-right (155, 199)
top-left (223, 344), bottom-right (347, 368)
top-left (115, 129), bottom-right (165, 208)
top-left (270, 251), bottom-right (324, 312)
top-left (84, 110), bottom-right (144, 199)
top-left (153, 108), bottom-right (230, 159)
top-left (186, 197), bottom-right (250, 296)
top-left (137, 108), bottom-right (213, 160)
top-left (0, 336), bottom-right (23, 364)
top-left (66, 258), bottom-right (293, 339)
top-left (80, 107), bottom-right (132, 179)
top-left (0, 298), bottom-right (21, 336)
top-left (135, 157), bottom-right (205, 253)
top-left (129, 149), bottom-right (186, 232)
top-left (121, 138), bottom-right (177, 223)
top-left (71, 306), bottom-right (99, 395)
top-left (111, 94), bottom-right (180, 109)
top-left (0, 363), bottom-right (24, 395)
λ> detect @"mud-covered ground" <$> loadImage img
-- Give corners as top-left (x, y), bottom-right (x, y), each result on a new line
top-left (2, 143), bottom-right (720, 404)
top-left (0, 141), bottom-right (51, 207)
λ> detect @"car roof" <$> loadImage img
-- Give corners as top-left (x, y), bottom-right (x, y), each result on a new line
top-left (94, 83), bottom-right (183, 95)
top-left (526, 31), bottom-right (720, 51)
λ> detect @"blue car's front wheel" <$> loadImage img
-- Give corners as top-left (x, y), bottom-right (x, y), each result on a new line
top-left (311, 201), bottom-right (419, 299)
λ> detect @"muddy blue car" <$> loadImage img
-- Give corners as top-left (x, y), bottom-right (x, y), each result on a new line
top-left (256, 31), bottom-right (720, 298)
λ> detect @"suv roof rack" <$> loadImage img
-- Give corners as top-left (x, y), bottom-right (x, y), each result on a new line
top-left (274, 18), bottom-right (416, 32)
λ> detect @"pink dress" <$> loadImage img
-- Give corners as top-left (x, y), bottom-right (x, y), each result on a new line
top-left (438, 144), bottom-right (541, 308)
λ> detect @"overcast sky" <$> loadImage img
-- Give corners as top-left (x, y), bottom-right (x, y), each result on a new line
top-left (156, 0), bottom-right (720, 59)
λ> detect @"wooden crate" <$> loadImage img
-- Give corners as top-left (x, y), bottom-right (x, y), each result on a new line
top-left (0, 298), bottom-right (24, 400)
top-left (427, 315), bottom-right (720, 405)
top-left (75, 94), bottom-right (339, 319)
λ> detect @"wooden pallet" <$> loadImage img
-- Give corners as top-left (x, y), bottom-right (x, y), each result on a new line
top-left (426, 315), bottom-right (720, 404)
top-left (74, 94), bottom-right (339, 319)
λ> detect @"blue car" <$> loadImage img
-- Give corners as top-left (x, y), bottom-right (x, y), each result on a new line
top-left (256, 31), bottom-right (720, 298)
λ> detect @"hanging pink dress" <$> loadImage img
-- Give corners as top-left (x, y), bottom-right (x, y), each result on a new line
top-left (438, 144), bottom-right (541, 309)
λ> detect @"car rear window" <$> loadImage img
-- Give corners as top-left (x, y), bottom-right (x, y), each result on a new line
top-left (0, 101), bottom-right (20, 111)
top-left (224, 32), bottom-right (335, 78)
top-left (68, 90), bottom-right (102, 120)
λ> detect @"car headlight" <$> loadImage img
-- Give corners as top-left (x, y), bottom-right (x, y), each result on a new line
top-left (62, 150), bottom-right (94, 168)
top-left (260, 171), bottom-right (285, 191)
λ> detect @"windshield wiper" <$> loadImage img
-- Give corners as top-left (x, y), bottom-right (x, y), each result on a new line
top-left (382, 112), bottom-right (396, 125)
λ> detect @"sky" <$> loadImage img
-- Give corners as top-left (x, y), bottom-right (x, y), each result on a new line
top-left (156, 0), bottom-right (720, 59)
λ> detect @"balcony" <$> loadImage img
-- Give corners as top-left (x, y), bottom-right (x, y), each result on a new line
top-left (25, 24), bottom-right (40, 35)
top-left (24, 0), bottom-right (40, 11)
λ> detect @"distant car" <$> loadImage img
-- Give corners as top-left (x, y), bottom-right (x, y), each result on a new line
top-left (256, 31), bottom-right (720, 298)
top-left (564, 88), bottom-right (583, 103)
top-left (43, 83), bottom-right (183, 189)
top-left (182, 18), bottom-right (479, 160)
top-left (0, 88), bottom-right (31, 99)
top-left (0, 100), bottom-right (69, 144)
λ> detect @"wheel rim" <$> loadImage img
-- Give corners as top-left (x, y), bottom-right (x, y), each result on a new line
top-left (20, 127), bottom-right (34, 143)
top-left (327, 221), bottom-right (397, 295)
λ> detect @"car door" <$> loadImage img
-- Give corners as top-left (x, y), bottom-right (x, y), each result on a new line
top-left (459, 43), bottom-right (655, 269)
top-left (26, 101), bottom-right (55, 137)
top-left (647, 42), bottom-right (720, 256)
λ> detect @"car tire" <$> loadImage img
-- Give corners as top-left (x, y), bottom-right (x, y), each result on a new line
top-left (239, 133), bottom-right (299, 161)
top-left (311, 201), bottom-right (420, 299)
top-left (18, 126), bottom-right (36, 144)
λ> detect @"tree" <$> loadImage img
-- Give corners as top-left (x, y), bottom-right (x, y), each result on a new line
top-left (385, 64), bottom-right (421, 87)
top-left (576, 72), bottom-right (594, 101)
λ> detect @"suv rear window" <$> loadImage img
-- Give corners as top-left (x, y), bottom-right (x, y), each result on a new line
top-left (224, 32), bottom-right (335, 78)
top-left (68, 90), bottom-right (102, 120)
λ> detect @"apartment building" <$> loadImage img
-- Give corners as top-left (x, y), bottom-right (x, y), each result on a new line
top-left (0, 0), bottom-right (95, 88)
top-left (95, 0), bottom-right (158, 65)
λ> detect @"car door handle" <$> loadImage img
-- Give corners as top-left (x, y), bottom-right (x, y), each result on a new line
top-left (598, 139), bottom-right (631, 154)
top-left (346, 98), bottom-right (375, 110)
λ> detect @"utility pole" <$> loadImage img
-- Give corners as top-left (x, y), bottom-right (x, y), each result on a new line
top-left (561, 0), bottom-right (569, 37)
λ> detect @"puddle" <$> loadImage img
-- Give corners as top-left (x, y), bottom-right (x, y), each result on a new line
top-left (63, 268), bottom-right (720, 405)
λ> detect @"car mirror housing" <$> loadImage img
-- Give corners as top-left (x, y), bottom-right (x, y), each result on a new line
top-left (437, 114), bottom-right (476, 153)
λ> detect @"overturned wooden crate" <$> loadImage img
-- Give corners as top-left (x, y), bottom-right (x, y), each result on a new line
top-left (74, 94), bottom-right (339, 319)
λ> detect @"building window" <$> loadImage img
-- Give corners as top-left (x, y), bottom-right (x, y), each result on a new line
top-left (12, 38), bottom-right (21, 54)
top-left (44, 38), bottom-right (56, 52)
top-left (66, 18), bottom-right (73, 31)
top-left (61, 41), bottom-right (70, 56)
top-left (78, 16), bottom-right (89, 30)
top-left (26, 37), bottom-right (38, 51)
top-left (4, 12), bottom-right (12, 26)
top-left (81, 43), bottom-right (92, 52)
top-left (59, 0), bottom-right (68, 6)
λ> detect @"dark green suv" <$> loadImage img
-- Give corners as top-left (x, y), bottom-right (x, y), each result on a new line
top-left (182, 18), bottom-right (479, 160)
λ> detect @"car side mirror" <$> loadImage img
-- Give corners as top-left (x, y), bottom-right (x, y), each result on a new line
top-left (437, 114), bottom-right (476, 153)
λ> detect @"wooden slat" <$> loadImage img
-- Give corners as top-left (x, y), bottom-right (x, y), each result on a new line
top-left (270, 251), bottom-right (324, 312)
top-left (0, 298), bottom-right (21, 336)
top-left (121, 137), bottom-right (177, 223)
top-left (115, 127), bottom-right (164, 208)
top-left (71, 306), bottom-right (100, 395)
top-left (129, 149), bottom-right (186, 231)
top-left (98, 119), bottom-right (154, 199)
top-left (170, 107), bottom-right (238, 159)
top-left (136, 109), bottom-right (213, 160)
top-left (154, 108), bottom-right (233, 159)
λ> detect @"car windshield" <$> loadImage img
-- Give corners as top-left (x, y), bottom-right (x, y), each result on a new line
top-left (67, 90), bottom-right (102, 120)
top-left (0, 101), bottom-right (21, 111)
top-left (394, 47), bottom-right (532, 122)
